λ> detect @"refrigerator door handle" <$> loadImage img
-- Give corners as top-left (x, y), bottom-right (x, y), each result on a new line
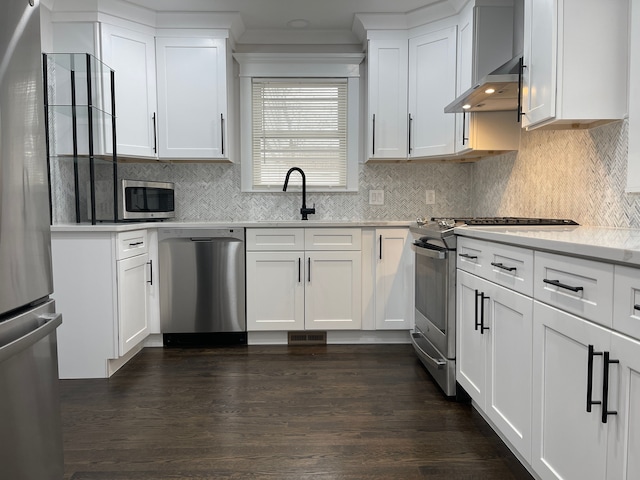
top-left (0, 313), bottom-right (62, 363)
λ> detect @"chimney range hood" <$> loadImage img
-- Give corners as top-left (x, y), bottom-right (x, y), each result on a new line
top-left (444, 56), bottom-right (523, 114)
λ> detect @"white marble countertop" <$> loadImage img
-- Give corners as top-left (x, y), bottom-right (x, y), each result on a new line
top-left (454, 225), bottom-right (640, 267)
top-left (50, 220), bottom-right (413, 233)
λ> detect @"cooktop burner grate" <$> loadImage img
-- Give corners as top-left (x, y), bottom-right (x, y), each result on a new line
top-left (431, 217), bottom-right (579, 226)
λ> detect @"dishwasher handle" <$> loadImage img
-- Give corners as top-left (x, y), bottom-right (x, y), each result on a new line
top-left (190, 237), bottom-right (216, 242)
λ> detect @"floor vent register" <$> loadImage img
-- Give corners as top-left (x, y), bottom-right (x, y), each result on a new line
top-left (287, 331), bottom-right (327, 345)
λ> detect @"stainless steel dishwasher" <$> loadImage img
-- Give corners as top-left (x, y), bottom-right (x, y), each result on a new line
top-left (158, 228), bottom-right (246, 346)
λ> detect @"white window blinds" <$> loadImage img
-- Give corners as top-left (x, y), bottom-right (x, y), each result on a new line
top-left (251, 79), bottom-right (348, 189)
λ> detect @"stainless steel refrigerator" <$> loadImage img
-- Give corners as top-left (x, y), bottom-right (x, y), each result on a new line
top-left (0, 0), bottom-right (64, 478)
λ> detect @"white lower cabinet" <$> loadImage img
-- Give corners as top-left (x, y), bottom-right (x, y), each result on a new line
top-left (246, 251), bottom-right (305, 331)
top-left (532, 301), bottom-right (640, 480)
top-left (246, 228), bottom-right (361, 331)
top-left (457, 269), bottom-right (533, 462)
top-left (457, 235), bottom-right (640, 480)
top-left (374, 229), bottom-right (413, 330)
top-left (532, 301), bottom-right (611, 480)
top-left (117, 252), bottom-right (151, 355)
top-left (305, 251), bottom-right (362, 330)
top-left (51, 229), bottom-right (154, 378)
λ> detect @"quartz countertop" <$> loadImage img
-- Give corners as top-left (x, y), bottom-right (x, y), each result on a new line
top-left (454, 225), bottom-right (640, 267)
top-left (50, 220), bottom-right (413, 233)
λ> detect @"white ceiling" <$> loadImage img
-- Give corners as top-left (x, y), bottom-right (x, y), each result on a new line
top-left (121, 0), bottom-right (466, 43)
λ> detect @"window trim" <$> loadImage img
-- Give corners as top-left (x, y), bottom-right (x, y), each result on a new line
top-left (234, 53), bottom-right (364, 192)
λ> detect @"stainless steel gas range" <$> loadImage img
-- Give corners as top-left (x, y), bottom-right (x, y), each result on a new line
top-left (409, 217), bottom-right (578, 397)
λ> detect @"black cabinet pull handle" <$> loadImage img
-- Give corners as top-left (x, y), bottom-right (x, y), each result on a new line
top-left (147, 260), bottom-right (153, 285)
top-left (129, 241), bottom-right (143, 247)
top-left (459, 253), bottom-right (478, 260)
top-left (298, 258), bottom-right (301, 283)
top-left (220, 113), bottom-right (225, 156)
top-left (474, 289), bottom-right (481, 331)
top-left (480, 293), bottom-right (490, 334)
top-left (308, 257), bottom-right (311, 282)
top-left (634, 304), bottom-right (640, 311)
top-left (587, 345), bottom-right (602, 412)
top-left (601, 351), bottom-right (619, 423)
top-left (379, 234), bottom-right (382, 260)
top-left (408, 113), bottom-right (413, 154)
top-left (462, 111), bottom-right (468, 145)
top-left (152, 112), bottom-right (157, 153)
top-left (543, 278), bottom-right (584, 292)
top-left (491, 262), bottom-right (517, 272)
top-left (372, 114), bottom-right (376, 155)
top-left (517, 57), bottom-right (525, 123)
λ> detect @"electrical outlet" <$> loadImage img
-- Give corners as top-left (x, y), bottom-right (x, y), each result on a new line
top-left (425, 190), bottom-right (435, 205)
top-left (369, 189), bottom-right (384, 205)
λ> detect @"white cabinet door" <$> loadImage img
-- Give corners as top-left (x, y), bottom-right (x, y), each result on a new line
top-left (117, 252), bottom-right (150, 356)
top-left (608, 332), bottom-right (640, 480)
top-left (155, 37), bottom-right (228, 159)
top-left (100, 24), bottom-right (157, 158)
top-left (485, 282), bottom-right (533, 463)
top-left (375, 229), bottom-right (413, 330)
top-left (246, 251), bottom-right (305, 331)
top-left (305, 251), bottom-right (362, 330)
top-left (532, 301), bottom-right (610, 480)
top-left (522, 0), bottom-right (627, 130)
top-left (367, 36), bottom-right (408, 160)
top-left (408, 27), bottom-right (457, 158)
top-left (522, 0), bottom-right (556, 128)
top-left (457, 270), bottom-right (487, 403)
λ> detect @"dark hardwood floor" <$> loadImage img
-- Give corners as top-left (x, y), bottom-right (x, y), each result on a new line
top-left (59, 344), bottom-right (534, 480)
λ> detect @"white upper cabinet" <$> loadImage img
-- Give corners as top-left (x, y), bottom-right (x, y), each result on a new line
top-left (366, 25), bottom-right (458, 161)
top-left (522, 0), bottom-right (629, 130)
top-left (408, 26), bottom-right (457, 158)
top-left (100, 24), bottom-right (157, 158)
top-left (367, 33), bottom-right (409, 160)
top-left (155, 36), bottom-right (229, 160)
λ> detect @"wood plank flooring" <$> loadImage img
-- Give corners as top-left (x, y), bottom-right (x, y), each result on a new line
top-left (59, 344), bottom-right (534, 480)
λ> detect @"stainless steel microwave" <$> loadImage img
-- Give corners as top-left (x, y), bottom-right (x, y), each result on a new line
top-left (93, 179), bottom-right (175, 221)
top-left (120, 179), bottom-right (175, 221)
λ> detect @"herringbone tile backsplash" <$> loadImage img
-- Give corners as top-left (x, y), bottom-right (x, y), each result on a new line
top-left (52, 119), bottom-right (640, 228)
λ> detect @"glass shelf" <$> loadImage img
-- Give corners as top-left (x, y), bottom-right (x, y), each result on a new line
top-left (44, 53), bottom-right (118, 225)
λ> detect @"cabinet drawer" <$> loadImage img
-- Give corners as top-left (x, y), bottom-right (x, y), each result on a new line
top-left (305, 228), bottom-right (361, 251)
top-left (534, 252), bottom-right (613, 327)
top-left (457, 237), bottom-right (489, 275)
top-left (484, 243), bottom-right (534, 297)
top-left (246, 228), bottom-right (304, 251)
top-left (116, 230), bottom-right (148, 260)
top-left (613, 265), bottom-right (640, 340)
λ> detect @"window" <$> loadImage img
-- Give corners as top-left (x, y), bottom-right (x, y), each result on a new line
top-left (252, 79), bottom-right (347, 189)
top-left (235, 53), bottom-right (364, 192)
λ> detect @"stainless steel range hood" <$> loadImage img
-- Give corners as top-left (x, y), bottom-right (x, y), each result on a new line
top-left (444, 56), bottom-right (522, 113)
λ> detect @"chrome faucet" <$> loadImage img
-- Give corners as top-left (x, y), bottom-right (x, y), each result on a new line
top-left (282, 167), bottom-right (315, 220)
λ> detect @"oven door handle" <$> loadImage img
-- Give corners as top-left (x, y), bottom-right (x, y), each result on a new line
top-left (412, 243), bottom-right (447, 260)
top-left (411, 333), bottom-right (447, 369)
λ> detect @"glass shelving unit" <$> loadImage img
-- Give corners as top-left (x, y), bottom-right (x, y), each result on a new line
top-left (44, 53), bottom-right (118, 224)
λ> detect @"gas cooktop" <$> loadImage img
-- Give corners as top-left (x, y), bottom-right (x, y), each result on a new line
top-left (410, 217), bottom-right (579, 245)
top-left (431, 217), bottom-right (579, 226)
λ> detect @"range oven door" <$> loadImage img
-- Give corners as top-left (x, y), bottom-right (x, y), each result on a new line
top-left (412, 242), bottom-right (456, 359)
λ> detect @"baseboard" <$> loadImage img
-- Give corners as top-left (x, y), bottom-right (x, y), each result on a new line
top-left (248, 330), bottom-right (411, 345)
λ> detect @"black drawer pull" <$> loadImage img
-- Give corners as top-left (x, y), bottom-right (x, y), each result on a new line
top-left (634, 304), bottom-right (640, 312)
top-left (586, 345), bottom-right (602, 413)
top-left (128, 241), bottom-right (143, 247)
top-left (491, 262), bottom-right (517, 272)
top-left (543, 278), bottom-right (584, 292)
top-left (459, 253), bottom-right (478, 260)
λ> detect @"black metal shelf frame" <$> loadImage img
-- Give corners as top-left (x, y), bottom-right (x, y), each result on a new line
top-left (43, 53), bottom-right (118, 225)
